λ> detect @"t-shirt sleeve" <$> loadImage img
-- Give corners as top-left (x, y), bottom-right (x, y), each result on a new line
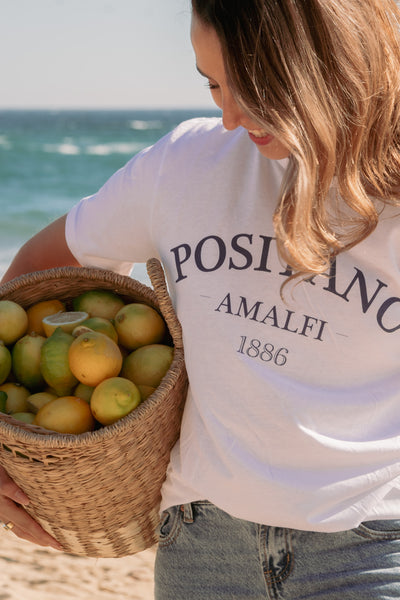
top-left (65, 142), bottom-right (164, 275)
top-left (65, 117), bottom-right (224, 275)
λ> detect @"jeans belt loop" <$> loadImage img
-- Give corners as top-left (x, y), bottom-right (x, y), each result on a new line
top-left (181, 502), bottom-right (194, 523)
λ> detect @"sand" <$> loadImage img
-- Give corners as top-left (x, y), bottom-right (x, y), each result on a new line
top-left (0, 531), bottom-right (156, 599)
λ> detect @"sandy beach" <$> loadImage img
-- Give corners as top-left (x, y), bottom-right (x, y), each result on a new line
top-left (0, 531), bottom-right (156, 599)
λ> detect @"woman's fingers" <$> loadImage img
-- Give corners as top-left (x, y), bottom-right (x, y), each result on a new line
top-left (0, 466), bottom-right (63, 550)
top-left (0, 465), bottom-right (30, 506)
top-left (1, 501), bottom-right (62, 549)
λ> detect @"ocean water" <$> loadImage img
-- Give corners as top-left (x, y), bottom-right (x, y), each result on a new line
top-left (0, 108), bottom-right (219, 284)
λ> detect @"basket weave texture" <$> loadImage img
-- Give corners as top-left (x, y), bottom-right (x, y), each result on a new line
top-left (0, 259), bottom-right (188, 557)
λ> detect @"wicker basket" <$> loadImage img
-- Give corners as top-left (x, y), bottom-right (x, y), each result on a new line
top-left (0, 259), bottom-right (188, 558)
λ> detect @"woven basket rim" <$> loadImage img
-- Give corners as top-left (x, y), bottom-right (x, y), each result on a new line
top-left (0, 265), bottom-right (158, 305)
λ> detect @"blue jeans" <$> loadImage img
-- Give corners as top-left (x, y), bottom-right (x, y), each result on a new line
top-left (154, 501), bottom-right (400, 599)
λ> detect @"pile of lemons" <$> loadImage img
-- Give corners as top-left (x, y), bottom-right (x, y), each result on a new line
top-left (0, 290), bottom-right (174, 434)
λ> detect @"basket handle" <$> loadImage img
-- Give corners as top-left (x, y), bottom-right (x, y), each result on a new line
top-left (146, 258), bottom-right (183, 350)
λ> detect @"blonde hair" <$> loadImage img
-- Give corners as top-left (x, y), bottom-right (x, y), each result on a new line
top-left (192, 0), bottom-right (400, 277)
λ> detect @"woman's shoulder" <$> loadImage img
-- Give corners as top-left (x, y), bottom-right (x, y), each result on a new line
top-left (171, 116), bottom-right (224, 138)
top-left (138, 116), bottom-right (247, 165)
top-left (167, 116), bottom-right (236, 148)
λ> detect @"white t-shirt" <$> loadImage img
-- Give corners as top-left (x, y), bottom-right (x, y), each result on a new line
top-left (66, 117), bottom-right (400, 532)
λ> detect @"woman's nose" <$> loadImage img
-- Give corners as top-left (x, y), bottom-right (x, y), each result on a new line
top-left (221, 91), bottom-right (246, 131)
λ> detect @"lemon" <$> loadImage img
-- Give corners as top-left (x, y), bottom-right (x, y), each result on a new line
top-left (0, 390), bottom-right (7, 413)
top-left (11, 412), bottom-right (36, 424)
top-left (40, 328), bottom-right (78, 396)
top-left (34, 396), bottom-right (95, 434)
top-left (90, 377), bottom-right (141, 425)
top-left (26, 299), bottom-right (65, 336)
top-left (43, 386), bottom-right (59, 395)
top-left (0, 300), bottom-right (28, 345)
top-left (0, 382), bottom-right (30, 413)
top-left (42, 311), bottom-right (89, 337)
top-left (0, 341), bottom-right (12, 385)
top-left (12, 332), bottom-right (46, 391)
top-left (27, 391), bottom-right (58, 414)
top-left (68, 330), bottom-right (123, 387)
top-left (114, 303), bottom-right (167, 351)
top-left (137, 385), bottom-right (156, 401)
top-left (121, 344), bottom-right (174, 388)
top-left (73, 382), bottom-right (94, 403)
top-left (72, 289), bottom-right (125, 320)
top-left (71, 325), bottom-right (92, 337)
top-left (78, 317), bottom-right (118, 343)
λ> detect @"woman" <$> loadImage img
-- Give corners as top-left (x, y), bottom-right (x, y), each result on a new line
top-left (1, 1), bottom-right (399, 597)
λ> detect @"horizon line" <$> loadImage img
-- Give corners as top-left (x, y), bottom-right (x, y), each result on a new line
top-left (0, 105), bottom-right (218, 112)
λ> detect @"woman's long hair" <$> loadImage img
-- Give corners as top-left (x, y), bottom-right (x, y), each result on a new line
top-left (192, 0), bottom-right (400, 277)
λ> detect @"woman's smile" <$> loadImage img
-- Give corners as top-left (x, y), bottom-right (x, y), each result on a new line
top-left (191, 14), bottom-right (290, 160)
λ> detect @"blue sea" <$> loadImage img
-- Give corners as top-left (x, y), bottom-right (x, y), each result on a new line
top-left (0, 108), bottom-right (219, 284)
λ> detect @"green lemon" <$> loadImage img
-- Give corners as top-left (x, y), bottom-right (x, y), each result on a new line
top-left (72, 290), bottom-right (125, 320)
top-left (0, 390), bottom-right (7, 413)
top-left (0, 341), bottom-right (12, 385)
top-left (78, 317), bottom-right (118, 343)
top-left (90, 377), bottom-right (141, 426)
top-left (11, 412), bottom-right (36, 424)
top-left (40, 328), bottom-right (78, 396)
top-left (73, 382), bottom-right (94, 404)
top-left (121, 344), bottom-right (174, 388)
top-left (12, 332), bottom-right (46, 391)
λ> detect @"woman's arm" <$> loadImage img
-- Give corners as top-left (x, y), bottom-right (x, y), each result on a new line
top-left (1, 214), bottom-right (80, 284)
top-left (0, 213), bottom-right (77, 549)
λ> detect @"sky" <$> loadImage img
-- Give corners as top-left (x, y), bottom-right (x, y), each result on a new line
top-left (1, 0), bottom-right (215, 109)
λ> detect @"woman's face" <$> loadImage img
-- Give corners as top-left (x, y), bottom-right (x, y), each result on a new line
top-left (191, 13), bottom-right (290, 160)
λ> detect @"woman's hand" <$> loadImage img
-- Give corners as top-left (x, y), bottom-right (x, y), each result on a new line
top-left (0, 465), bottom-right (63, 550)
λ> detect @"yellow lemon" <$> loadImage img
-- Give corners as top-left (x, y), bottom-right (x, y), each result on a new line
top-left (12, 332), bottom-right (46, 391)
top-left (40, 328), bottom-right (78, 396)
top-left (27, 391), bottom-right (58, 414)
top-left (42, 311), bottom-right (89, 337)
top-left (34, 396), bottom-right (95, 434)
top-left (90, 377), bottom-right (141, 425)
top-left (0, 382), bottom-right (30, 413)
top-left (0, 341), bottom-right (12, 385)
top-left (0, 300), bottom-right (28, 345)
top-left (68, 330), bottom-right (123, 387)
top-left (114, 303), bottom-right (167, 351)
top-left (26, 299), bottom-right (65, 336)
top-left (121, 344), bottom-right (174, 388)
top-left (72, 289), bottom-right (125, 320)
